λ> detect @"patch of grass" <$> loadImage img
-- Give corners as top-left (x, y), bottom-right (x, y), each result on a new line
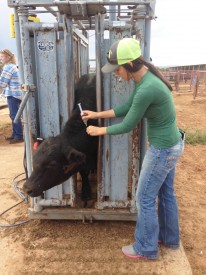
top-left (185, 129), bottom-right (206, 145)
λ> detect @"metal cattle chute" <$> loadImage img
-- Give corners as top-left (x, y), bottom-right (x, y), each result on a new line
top-left (8, 0), bottom-right (156, 221)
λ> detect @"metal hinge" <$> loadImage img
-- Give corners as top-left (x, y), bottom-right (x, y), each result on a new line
top-left (21, 84), bottom-right (36, 92)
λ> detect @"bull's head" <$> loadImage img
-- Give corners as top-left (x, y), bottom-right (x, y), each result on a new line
top-left (23, 137), bottom-right (86, 197)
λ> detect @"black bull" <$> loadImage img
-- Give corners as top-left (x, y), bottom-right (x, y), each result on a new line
top-left (23, 74), bottom-right (98, 201)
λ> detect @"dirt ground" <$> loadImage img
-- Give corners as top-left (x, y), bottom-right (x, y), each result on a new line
top-left (0, 91), bottom-right (206, 275)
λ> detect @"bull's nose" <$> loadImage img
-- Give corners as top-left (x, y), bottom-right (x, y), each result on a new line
top-left (27, 190), bottom-right (33, 196)
top-left (23, 183), bottom-right (43, 197)
top-left (23, 183), bottom-right (29, 193)
top-left (24, 188), bottom-right (38, 197)
top-left (23, 183), bottom-right (33, 196)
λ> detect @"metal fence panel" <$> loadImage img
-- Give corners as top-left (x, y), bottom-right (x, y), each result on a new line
top-left (9, 1), bottom-right (155, 220)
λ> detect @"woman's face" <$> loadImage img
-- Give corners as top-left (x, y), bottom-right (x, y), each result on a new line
top-left (114, 65), bottom-right (130, 81)
top-left (0, 53), bottom-right (10, 64)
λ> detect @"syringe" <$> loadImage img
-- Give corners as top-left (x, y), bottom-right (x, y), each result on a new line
top-left (78, 103), bottom-right (87, 126)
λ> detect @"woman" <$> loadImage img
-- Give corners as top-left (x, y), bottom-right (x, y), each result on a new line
top-left (0, 49), bottom-right (23, 143)
top-left (82, 38), bottom-right (184, 259)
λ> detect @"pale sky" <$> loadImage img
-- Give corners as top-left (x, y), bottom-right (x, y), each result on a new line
top-left (151, 0), bottom-right (206, 66)
top-left (0, 0), bottom-right (206, 67)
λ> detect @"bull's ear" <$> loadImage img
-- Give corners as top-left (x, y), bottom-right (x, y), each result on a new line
top-left (65, 148), bottom-right (86, 164)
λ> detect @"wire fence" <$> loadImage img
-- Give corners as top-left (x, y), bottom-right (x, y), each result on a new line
top-left (161, 70), bottom-right (206, 99)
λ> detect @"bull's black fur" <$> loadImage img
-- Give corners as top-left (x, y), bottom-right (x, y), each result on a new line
top-left (23, 74), bottom-right (98, 200)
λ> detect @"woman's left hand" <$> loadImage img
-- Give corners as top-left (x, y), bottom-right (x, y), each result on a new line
top-left (86, 126), bottom-right (107, 136)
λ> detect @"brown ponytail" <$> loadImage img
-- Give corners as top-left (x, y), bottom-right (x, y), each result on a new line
top-left (122, 57), bottom-right (173, 91)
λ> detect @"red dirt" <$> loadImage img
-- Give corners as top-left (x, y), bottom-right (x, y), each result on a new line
top-left (0, 92), bottom-right (206, 274)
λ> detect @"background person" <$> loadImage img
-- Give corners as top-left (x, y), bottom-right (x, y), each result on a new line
top-left (82, 38), bottom-right (184, 259)
top-left (0, 49), bottom-right (23, 144)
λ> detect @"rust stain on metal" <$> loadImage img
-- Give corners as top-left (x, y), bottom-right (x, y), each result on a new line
top-left (96, 200), bottom-right (132, 209)
top-left (106, 149), bottom-right (109, 162)
top-left (97, 137), bottom-right (104, 203)
top-left (129, 125), bottom-right (140, 193)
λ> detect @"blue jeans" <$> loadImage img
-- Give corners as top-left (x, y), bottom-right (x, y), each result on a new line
top-left (7, 96), bottom-right (23, 140)
top-left (133, 138), bottom-right (184, 259)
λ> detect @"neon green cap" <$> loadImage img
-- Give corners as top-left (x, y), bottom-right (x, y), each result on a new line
top-left (101, 38), bottom-right (142, 73)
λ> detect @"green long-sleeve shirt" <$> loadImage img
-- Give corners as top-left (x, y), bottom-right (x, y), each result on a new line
top-left (106, 71), bottom-right (181, 148)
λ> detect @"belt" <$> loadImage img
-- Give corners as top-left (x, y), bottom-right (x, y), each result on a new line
top-left (179, 128), bottom-right (185, 140)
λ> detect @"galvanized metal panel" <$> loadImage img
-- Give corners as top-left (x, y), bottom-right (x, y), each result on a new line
top-left (56, 38), bottom-right (74, 200)
top-left (108, 77), bottom-right (133, 201)
top-left (56, 1), bottom-right (106, 17)
top-left (57, 38), bottom-right (69, 127)
top-left (34, 30), bottom-right (60, 137)
top-left (100, 30), bottom-right (137, 205)
top-left (34, 30), bottom-right (62, 199)
top-left (102, 40), bottom-right (111, 198)
top-left (28, 208), bottom-right (137, 221)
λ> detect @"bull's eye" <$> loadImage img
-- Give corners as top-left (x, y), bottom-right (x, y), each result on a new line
top-left (63, 163), bottom-right (76, 174)
top-left (47, 160), bottom-right (57, 168)
top-left (63, 166), bottom-right (70, 174)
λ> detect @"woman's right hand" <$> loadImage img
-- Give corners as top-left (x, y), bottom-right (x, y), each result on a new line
top-left (81, 110), bottom-right (99, 123)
